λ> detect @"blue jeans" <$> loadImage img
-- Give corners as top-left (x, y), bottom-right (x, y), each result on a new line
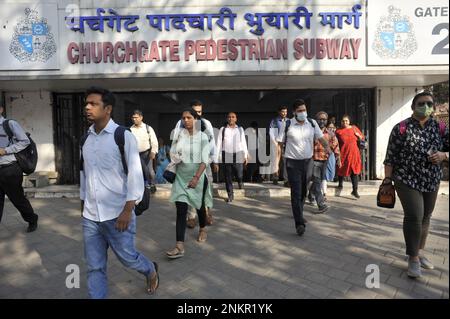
top-left (286, 158), bottom-right (313, 227)
top-left (309, 160), bottom-right (327, 208)
top-left (82, 214), bottom-right (154, 299)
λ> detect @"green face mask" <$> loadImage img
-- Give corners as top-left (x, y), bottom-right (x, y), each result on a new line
top-left (414, 105), bottom-right (433, 118)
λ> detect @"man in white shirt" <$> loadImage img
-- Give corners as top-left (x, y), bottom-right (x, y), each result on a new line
top-left (80, 87), bottom-right (159, 298)
top-left (216, 112), bottom-right (248, 203)
top-left (172, 100), bottom-right (217, 227)
top-left (277, 99), bottom-right (331, 237)
top-left (130, 110), bottom-right (159, 193)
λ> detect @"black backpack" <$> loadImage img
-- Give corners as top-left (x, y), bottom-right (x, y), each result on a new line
top-left (80, 126), bottom-right (150, 216)
top-left (3, 119), bottom-right (38, 175)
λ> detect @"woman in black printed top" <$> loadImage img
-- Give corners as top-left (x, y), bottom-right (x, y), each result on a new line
top-left (382, 91), bottom-right (449, 279)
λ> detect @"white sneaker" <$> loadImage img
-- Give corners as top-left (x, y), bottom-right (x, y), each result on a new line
top-left (419, 256), bottom-right (435, 270)
top-left (407, 259), bottom-right (422, 278)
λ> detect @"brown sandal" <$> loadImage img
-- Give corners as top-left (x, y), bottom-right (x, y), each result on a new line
top-left (197, 229), bottom-right (207, 242)
top-left (166, 246), bottom-right (185, 259)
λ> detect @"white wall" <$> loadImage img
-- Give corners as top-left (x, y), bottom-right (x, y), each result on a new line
top-left (375, 87), bottom-right (419, 179)
top-left (5, 91), bottom-right (55, 172)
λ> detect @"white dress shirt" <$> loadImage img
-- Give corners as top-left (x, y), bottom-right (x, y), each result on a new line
top-left (216, 125), bottom-right (248, 162)
top-left (130, 122), bottom-right (158, 154)
top-left (80, 119), bottom-right (144, 222)
top-left (277, 118), bottom-right (323, 160)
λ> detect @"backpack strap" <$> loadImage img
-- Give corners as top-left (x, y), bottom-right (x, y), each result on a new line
top-left (439, 121), bottom-right (446, 137)
top-left (2, 119), bottom-right (13, 142)
top-left (307, 118), bottom-right (315, 128)
top-left (114, 126), bottom-right (130, 175)
top-left (79, 132), bottom-right (90, 171)
top-left (145, 124), bottom-right (150, 135)
top-left (399, 120), bottom-right (407, 135)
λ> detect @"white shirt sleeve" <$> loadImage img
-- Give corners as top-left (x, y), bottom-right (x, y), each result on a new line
top-left (215, 127), bottom-right (224, 163)
top-left (312, 120), bottom-right (324, 140)
top-left (4, 120), bottom-right (30, 154)
top-left (204, 120), bottom-right (217, 164)
top-left (148, 126), bottom-right (159, 154)
top-left (124, 131), bottom-right (144, 203)
top-left (240, 127), bottom-right (248, 159)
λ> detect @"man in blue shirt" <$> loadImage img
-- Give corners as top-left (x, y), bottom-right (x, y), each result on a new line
top-left (80, 87), bottom-right (159, 298)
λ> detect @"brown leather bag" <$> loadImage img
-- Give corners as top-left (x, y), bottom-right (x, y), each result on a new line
top-left (377, 183), bottom-right (396, 208)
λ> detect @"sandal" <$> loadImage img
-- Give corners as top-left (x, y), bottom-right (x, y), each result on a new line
top-left (166, 246), bottom-right (184, 259)
top-left (146, 262), bottom-right (159, 295)
top-left (197, 229), bottom-right (207, 242)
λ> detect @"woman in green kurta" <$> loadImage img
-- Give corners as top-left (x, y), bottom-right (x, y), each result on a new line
top-left (166, 109), bottom-right (213, 259)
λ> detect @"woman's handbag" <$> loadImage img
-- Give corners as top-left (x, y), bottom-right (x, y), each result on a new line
top-left (352, 127), bottom-right (367, 150)
top-left (163, 161), bottom-right (177, 184)
top-left (377, 182), bottom-right (396, 208)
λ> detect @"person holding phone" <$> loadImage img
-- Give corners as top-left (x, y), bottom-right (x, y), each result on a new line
top-left (166, 109), bottom-right (212, 259)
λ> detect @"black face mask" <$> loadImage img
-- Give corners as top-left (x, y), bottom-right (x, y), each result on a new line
top-left (318, 119), bottom-right (327, 128)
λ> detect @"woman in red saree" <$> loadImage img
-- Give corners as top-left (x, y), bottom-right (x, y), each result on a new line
top-left (335, 115), bottom-right (364, 198)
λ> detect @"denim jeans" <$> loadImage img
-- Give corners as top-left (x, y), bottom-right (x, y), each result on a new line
top-left (309, 160), bottom-right (327, 208)
top-left (286, 158), bottom-right (313, 227)
top-left (82, 214), bottom-right (154, 299)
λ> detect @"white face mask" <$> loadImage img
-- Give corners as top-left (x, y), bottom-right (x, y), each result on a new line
top-left (296, 112), bottom-right (307, 121)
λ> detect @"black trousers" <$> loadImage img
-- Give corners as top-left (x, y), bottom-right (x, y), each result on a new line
top-left (286, 158), bottom-right (313, 227)
top-left (338, 174), bottom-right (359, 191)
top-left (0, 162), bottom-right (38, 224)
top-left (222, 152), bottom-right (244, 196)
top-left (175, 178), bottom-right (208, 242)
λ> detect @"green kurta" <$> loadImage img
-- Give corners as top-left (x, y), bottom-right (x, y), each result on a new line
top-left (169, 129), bottom-right (213, 210)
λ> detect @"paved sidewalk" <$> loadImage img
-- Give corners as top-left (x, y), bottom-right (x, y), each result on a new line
top-left (0, 194), bottom-right (448, 299)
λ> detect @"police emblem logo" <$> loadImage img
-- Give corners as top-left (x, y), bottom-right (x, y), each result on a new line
top-left (372, 6), bottom-right (418, 59)
top-left (9, 8), bottom-right (57, 63)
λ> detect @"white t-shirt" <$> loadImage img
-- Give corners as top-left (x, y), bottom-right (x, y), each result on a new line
top-left (277, 118), bottom-right (323, 160)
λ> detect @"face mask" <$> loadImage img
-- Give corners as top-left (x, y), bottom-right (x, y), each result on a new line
top-left (317, 119), bottom-right (327, 128)
top-left (296, 112), bottom-right (307, 122)
top-left (414, 105), bottom-right (433, 118)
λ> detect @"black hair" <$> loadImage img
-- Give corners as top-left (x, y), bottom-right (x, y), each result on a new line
top-left (181, 108), bottom-right (199, 119)
top-left (250, 121), bottom-right (258, 128)
top-left (411, 91), bottom-right (434, 107)
top-left (278, 105), bottom-right (288, 111)
top-left (190, 99), bottom-right (203, 107)
top-left (85, 86), bottom-right (115, 108)
top-left (132, 109), bottom-right (143, 117)
top-left (342, 114), bottom-right (351, 122)
top-left (292, 99), bottom-right (306, 111)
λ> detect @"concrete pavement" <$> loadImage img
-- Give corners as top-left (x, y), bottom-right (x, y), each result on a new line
top-left (0, 193), bottom-right (448, 299)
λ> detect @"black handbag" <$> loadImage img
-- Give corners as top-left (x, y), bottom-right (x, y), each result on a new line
top-left (135, 187), bottom-right (150, 216)
top-left (377, 183), bottom-right (396, 208)
top-left (163, 162), bottom-right (177, 183)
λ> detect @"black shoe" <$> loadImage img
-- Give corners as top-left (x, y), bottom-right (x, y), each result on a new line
top-left (238, 182), bottom-right (243, 189)
top-left (226, 194), bottom-right (234, 203)
top-left (296, 224), bottom-right (306, 236)
top-left (351, 190), bottom-right (360, 199)
top-left (272, 176), bottom-right (279, 185)
top-left (150, 185), bottom-right (157, 193)
top-left (27, 219), bottom-right (38, 233)
top-left (337, 184), bottom-right (343, 189)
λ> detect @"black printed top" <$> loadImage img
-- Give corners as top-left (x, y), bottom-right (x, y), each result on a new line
top-left (383, 117), bottom-right (449, 192)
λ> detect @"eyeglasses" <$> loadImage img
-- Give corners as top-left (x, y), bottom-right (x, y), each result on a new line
top-left (417, 101), bottom-right (434, 107)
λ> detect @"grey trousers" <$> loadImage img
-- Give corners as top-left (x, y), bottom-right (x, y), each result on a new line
top-left (394, 180), bottom-right (439, 257)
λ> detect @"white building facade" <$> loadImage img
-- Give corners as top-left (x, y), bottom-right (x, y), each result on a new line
top-left (0, 0), bottom-right (448, 183)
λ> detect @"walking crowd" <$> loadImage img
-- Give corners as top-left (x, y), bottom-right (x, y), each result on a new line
top-left (0, 88), bottom-right (448, 298)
